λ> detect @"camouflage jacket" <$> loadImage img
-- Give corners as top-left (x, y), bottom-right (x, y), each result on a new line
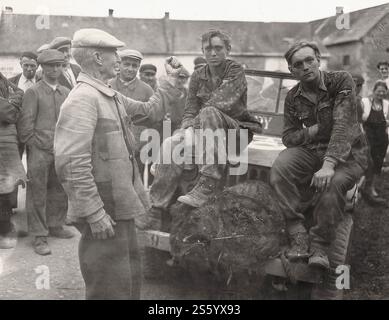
top-left (181, 59), bottom-right (249, 129)
top-left (282, 70), bottom-right (368, 169)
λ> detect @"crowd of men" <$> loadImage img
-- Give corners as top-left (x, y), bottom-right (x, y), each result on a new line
top-left (0, 25), bottom-right (388, 299)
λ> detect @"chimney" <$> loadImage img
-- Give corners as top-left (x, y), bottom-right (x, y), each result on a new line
top-left (108, 9), bottom-right (114, 17)
top-left (164, 12), bottom-right (169, 19)
top-left (336, 6), bottom-right (344, 15)
top-left (4, 6), bottom-right (13, 14)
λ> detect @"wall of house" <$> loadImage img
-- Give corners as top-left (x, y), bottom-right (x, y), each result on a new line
top-left (325, 14), bottom-right (389, 96)
top-left (362, 13), bottom-right (389, 94)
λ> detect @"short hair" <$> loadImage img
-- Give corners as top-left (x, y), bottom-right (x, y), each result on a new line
top-left (377, 61), bottom-right (389, 69)
top-left (373, 80), bottom-right (388, 92)
top-left (21, 51), bottom-right (38, 61)
top-left (284, 41), bottom-right (321, 66)
top-left (201, 29), bottom-right (231, 49)
top-left (351, 74), bottom-right (365, 86)
top-left (71, 47), bottom-right (97, 69)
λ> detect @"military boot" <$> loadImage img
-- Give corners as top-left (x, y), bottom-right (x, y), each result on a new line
top-left (286, 231), bottom-right (310, 261)
top-left (308, 246), bottom-right (330, 270)
top-left (177, 175), bottom-right (218, 208)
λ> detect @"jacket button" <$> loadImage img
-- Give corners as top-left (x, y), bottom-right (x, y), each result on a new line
top-left (129, 155), bottom-right (133, 160)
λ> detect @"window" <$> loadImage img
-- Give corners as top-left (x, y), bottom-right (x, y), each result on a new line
top-left (343, 55), bottom-right (350, 66)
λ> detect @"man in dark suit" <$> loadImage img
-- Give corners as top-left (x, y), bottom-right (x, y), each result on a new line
top-left (49, 37), bottom-right (81, 90)
top-left (8, 52), bottom-right (38, 92)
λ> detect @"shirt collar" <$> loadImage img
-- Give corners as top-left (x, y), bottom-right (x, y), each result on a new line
top-left (197, 60), bottom-right (229, 80)
top-left (77, 72), bottom-right (116, 97)
top-left (293, 71), bottom-right (327, 99)
top-left (20, 73), bottom-right (35, 84)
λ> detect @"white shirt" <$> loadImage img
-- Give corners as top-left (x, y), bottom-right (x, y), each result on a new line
top-left (17, 74), bottom-right (36, 92)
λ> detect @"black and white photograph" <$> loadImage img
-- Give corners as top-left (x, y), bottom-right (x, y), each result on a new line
top-left (1, 0), bottom-right (389, 303)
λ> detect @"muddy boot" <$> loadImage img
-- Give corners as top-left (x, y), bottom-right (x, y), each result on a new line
top-left (177, 175), bottom-right (218, 208)
top-left (309, 246), bottom-right (330, 270)
top-left (286, 231), bottom-right (310, 261)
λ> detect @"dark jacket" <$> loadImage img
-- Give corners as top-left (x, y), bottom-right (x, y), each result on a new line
top-left (282, 70), bottom-right (368, 169)
top-left (8, 73), bottom-right (22, 87)
top-left (0, 72), bottom-right (23, 144)
top-left (17, 81), bottom-right (70, 152)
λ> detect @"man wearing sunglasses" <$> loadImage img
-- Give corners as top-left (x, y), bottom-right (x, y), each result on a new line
top-left (270, 41), bottom-right (368, 269)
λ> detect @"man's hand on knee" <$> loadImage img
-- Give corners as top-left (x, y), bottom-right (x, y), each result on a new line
top-left (89, 214), bottom-right (116, 240)
top-left (311, 160), bottom-right (336, 192)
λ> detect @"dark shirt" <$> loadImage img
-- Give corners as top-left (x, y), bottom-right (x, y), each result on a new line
top-left (283, 70), bottom-right (368, 169)
top-left (366, 108), bottom-right (386, 125)
top-left (181, 59), bottom-right (249, 129)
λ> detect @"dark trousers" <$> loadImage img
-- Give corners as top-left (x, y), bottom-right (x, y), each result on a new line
top-left (0, 194), bottom-right (12, 235)
top-left (26, 146), bottom-right (67, 236)
top-left (150, 106), bottom-right (241, 209)
top-left (76, 220), bottom-right (141, 300)
top-left (364, 123), bottom-right (388, 174)
top-left (270, 146), bottom-right (364, 248)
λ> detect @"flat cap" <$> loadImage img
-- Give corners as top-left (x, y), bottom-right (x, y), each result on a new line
top-left (37, 43), bottom-right (50, 53)
top-left (72, 28), bottom-right (125, 48)
top-left (37, 49), bottom-right (65, 65)
top-left (119, 49), bottom-right (143, 61)
top-left (50, 37), bottom-right (72, 50)
top-left (139, 64), bottom-right (157, 74)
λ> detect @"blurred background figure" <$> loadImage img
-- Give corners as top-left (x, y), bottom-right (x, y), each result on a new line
top-left (139, 64), bottom-right (158, 91)
top-left (193, 56), bottom-right (207, 71)
top-left (361, 80), bottom-right (389, 204)
top-left (49, 37), bottom-right (81, 89)
top-left (377, 61), bottom-right (389, 90)
top-left (8, 52), bottom-right (39, 92)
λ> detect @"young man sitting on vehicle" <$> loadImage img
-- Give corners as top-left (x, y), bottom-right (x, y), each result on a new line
top-left (270, 41), bottom-right (368, 269)
top-left (145, 30), bottom-right (261, 229)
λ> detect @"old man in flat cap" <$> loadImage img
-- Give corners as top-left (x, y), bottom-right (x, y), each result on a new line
top-left (54, 28), bottom-right (183, 300)
top-left (17, 49), bottom-right (73, 256)
top-left (49, 37), bottom-right (81, 89)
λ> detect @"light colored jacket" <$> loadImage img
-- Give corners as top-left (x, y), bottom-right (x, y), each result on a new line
top-left (361, 97), bottom-right (389, 122)
top-left (54, 72), bottom-right (180, 223)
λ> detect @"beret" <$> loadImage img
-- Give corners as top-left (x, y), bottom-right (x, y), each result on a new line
top-left (139, 64), bottom-right (157, 74)
top-left (21, 51), bottom-right (38, 61)
top-left (119, 49), bottom-right (143, 60)
top-left (49, 37), bottom-right (72, 50)
top-left (37, 49), bottom-right (65, 65)
top-left (72, 28), bottom-right (125, 48)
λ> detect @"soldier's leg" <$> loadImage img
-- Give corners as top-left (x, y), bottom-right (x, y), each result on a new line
top-left (178, 107), bottom-right (242, 207)
top-left (270, 147), bottom-right (321, 259)
top-left (309, 160), bottom-right (364, 268)
top-left (0, 194), bottom-right (15, 249)
top-left (150, 129), bottom-right (189, 210)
